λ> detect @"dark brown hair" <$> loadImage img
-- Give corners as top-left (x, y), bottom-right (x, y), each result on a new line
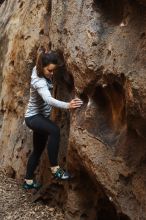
top-left (36, 49), bottom-right (59, 77)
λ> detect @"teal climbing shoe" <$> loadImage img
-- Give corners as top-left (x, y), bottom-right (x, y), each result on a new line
top-left (23, 181), bottom-right (42, 190)
top-left (54, 168), bottom-right (73, 180)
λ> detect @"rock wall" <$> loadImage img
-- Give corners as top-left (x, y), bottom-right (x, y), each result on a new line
top-left (0, 0), bottom-right (49, 179)
top-left (0, 0), bottom-right (146, 220)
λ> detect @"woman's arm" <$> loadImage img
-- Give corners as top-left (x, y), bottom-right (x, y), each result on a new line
top-left (33, 79), bottom-right (83, 109)
top-left (37, 85), bottom-right (70, 109)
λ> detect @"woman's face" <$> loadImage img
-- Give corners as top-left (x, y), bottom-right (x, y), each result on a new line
top-left (43, 64), bottom-right (57, 79)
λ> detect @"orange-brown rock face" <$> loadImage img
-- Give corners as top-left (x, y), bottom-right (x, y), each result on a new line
top-left (0, 0), bottom-right (146, 220)
top-left (0, 0), bottom-right (50, 178)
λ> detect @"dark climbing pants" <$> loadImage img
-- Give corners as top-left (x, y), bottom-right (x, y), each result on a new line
top-left (25, 114), bottom-right (60, 179)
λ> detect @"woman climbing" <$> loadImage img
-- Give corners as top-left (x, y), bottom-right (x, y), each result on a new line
top-left (23, 49), bottom-right (83, 190)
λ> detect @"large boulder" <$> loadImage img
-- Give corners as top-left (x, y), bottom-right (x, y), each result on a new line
top-left (0, 0), bottom-right (146, 219)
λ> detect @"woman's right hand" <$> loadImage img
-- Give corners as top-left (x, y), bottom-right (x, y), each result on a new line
top-left (68, 98), bottom-right (83, 109)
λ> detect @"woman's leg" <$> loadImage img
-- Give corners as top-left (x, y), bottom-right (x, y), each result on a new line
top-left (45, 119), bottom-right (60, 166)
top-left (25, 114), bottom-right (60, 179)
top-left (25, 131), bottom-right (48, 179)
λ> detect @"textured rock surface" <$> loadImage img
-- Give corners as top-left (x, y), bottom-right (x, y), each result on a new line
top-left (0, 0), bottom-right (51, 180)
top-left (0, 0), bottom-right (146, 220)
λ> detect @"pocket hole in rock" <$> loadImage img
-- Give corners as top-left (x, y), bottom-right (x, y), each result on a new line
top-left (93, 0), bottom-right (124, 25)
top-left (10, 60), bottom-right (14, 66)
top-left (19, 1), bottom-right (24, 8)
top-left (0, 0), bottom-right (5, 6)
top-left (81, 77), bottom-right (126, 146)
top-left (118, 213), bottom-right (131, 220)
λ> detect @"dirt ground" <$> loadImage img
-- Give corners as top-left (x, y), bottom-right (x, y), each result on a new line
top-left (0, 171), bottom-right (65, 220)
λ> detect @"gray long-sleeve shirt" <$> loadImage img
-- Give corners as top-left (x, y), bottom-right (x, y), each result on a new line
top-left (25, 66), bottom-right (69, 118)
